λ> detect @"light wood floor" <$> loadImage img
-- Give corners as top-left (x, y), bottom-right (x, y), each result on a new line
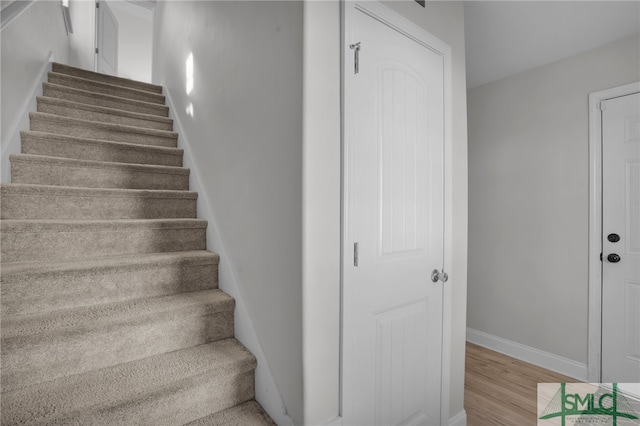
top-left (465, 342), bottom-right (577, 426)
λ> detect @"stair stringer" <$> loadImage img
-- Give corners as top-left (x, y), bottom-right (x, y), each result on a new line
top-left (164, 88), bottom-right (294, 426)
top-left (1, 53), bottom-right (53, 183)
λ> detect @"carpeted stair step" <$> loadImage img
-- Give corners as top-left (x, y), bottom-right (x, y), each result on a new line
top-left (186, 401), bottom-right (276, 426)
top-left (11, 154), bottom-right (189, 190)
top-left (1, 218), bottom-right (206, 262)
top-left (0, 251), bottom-right (219, 317)
top-left (52, 62), bottom-right (163, 94)
top-left (21, 131), bottom-right (183, 167)
top-left (37, 96), bottom-right (173, 131)
top-left (43, 82), bottom-right (169, 117)
top-left (0, 184), bottom-right (197, 220)
top-left (48, 72), bottom-right (166, 105)
top-left (30, 112), bottom-right (178, 148)
top-left (1, 338), bottom-right (255, 425)
top-left (1, 289), bottom-right (234, 391)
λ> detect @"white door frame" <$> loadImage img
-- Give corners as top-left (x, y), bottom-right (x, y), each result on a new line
top-left (341, 2), bottom-right (453, 424)
top-left (587, 81), bottom-right (640, 382)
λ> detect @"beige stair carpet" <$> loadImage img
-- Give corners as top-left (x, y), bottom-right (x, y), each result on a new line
top-left (0, 63), bottom-right (275, 425)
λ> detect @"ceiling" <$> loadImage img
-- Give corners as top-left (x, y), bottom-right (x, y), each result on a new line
top-left (464, 1), bottom-right (640, 89)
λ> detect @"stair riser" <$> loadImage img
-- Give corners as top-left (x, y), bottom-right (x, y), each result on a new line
top-left (11, 160), bottom-right (189, 191)
top-left (43, 83), bottom-right (169, 117)
top-left (1, 227), bottom-right (205, 262)
top-left (37, 101), bottom-right (173, 131)
top-left (80, 370), bottom-right (255, 426)
top-left (1, 262), bottom-right (218, 317)
top-left (22, 134), bottom-right (183, 167)
top-left (52, 63), bottom-right (163, 94)
top-left (0, 191), bottom-right (197, 220)
top-left (1, 310), bottom-right (234, 391)
top-left (30, 115), bottom-right (178, 148)
top-left (48, 73), bottom-right (165, 105)
top-left (2, 368), bottom-right (254, 426)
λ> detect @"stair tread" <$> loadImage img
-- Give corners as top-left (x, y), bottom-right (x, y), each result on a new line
top-left (21, 131), bottom-right (182, 155)
top-left (1, 217), bottom-right (207, 232)
top-left (30, 111), bottom-right (178, 139)
top-left (48, 72), bottom-right (166, 104)
top-left (52, 62), bottom-right (163, 94)
top-left (37, 96), bottom-right (173, 125)
top-left (0, 250), bottom-right (218, 277)
top-left (11, 153), bottom-right (189, 174)
top-left (1, 289), bottom-right (233, 338)
top-left (43, 82), bottom-right (169, 116)
top-left (1, 183), bottom-right (196, 199)
top-left (187, 401), bottom-right (276, 426)
top-left (1, 338), bottom-right (256, 424)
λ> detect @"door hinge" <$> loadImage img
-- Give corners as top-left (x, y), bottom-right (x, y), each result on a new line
top-left (349, 42), bottom-right (361, 75)
top-left (354, 242), bottom-right (359, 267)
top-left (600, 252), bottom-right (603, 262)
top-left (599, 101), bottom-right (607, 111)
top-left (96, 2), bottom-right (99, 8)
top-left (95, 47), bottom-right (99, 54)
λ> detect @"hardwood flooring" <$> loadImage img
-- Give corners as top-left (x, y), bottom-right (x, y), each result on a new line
top-left (465, 342), bottom-right (577, 426)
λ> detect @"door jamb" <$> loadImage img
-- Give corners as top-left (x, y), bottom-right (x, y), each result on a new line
top-left (587, 81), bottom-right (640, 382)
top-left (341, 2), bottom-right (453, 424)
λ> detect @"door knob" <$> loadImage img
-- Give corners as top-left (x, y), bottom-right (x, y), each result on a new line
top-left (607, 253), bottom-right (621, 263)
top-left (431, 269), bottom-right (448, 283)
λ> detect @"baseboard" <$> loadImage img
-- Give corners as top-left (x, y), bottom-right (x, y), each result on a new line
top-left (164, 88), bottom-right (293, 426)
top-left (449, 410), bottom-right (467, 426)
top-left (466, 328), bottom-right (587, 381)
top-left (322, 416), bottom-right (343, 426)
top-left (1, 51), bottom-right (53, 183)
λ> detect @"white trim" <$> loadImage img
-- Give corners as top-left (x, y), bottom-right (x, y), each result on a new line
top-left (164, 88), bottom-right (293, 426)
top-left (0, 52), bottom-right (53, 183)
top-left (587, 81), bottom-right (640, 383)
top-left (449, 410), bottom-right (467, 426)
top-left (467, 328), bottom-right (588, 381)
top-left (341, 2), bottom-right (453, 424)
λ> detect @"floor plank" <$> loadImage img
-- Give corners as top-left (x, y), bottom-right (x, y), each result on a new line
top-left (465, 342), bottom-right (577, 426)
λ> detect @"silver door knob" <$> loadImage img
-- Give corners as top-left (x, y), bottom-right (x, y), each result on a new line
top-left (431, 269), bottom-right (448, 283)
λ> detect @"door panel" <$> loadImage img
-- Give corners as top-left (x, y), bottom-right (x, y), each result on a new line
top-left (602, 92), bottom-right (640, 382)
top-left (343, 4), bottom-right (445, 425)
top-left (97, 0), bottom-right (118, 76)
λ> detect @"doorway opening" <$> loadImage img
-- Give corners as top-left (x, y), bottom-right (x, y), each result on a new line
top-left (95, 0), bottom-right (154, 83)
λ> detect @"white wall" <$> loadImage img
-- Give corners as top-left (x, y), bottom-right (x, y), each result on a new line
top-left (1, 0), bottom-right (70, 182)
top-left (152, 2), bottom-right (303, 424)
top-left (107, 0), bottom-right (153, 83)
top-left (467, 35), bottom-right (640, 370)
top-left (303, 1), bottom-right (469, 423)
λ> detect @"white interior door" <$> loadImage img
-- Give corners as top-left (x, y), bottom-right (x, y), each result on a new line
top-left (601, 92), bottom-right (640, 382)
top-left (96, 0), bottom-right (118, 76)
top-left (343, 4), bottom-right (447, 425)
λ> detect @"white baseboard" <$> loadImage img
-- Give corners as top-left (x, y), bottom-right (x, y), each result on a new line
top-left (449, 410), bottom-right (467, 426)
top-left (322, 416), bottom-right (343, 426)
top-left (466, 328), bottom-right (587, 381)
top-left (164, 88), bottom-right (292, 426)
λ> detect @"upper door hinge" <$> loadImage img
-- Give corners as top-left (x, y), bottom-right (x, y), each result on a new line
top-left (354, 242), bottom-right (359, 267)
top-left (349, 42), bottom-right (361, 75)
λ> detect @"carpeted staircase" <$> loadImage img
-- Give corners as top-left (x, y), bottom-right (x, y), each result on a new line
top-left (0, 63), bottom-right (276, 425)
